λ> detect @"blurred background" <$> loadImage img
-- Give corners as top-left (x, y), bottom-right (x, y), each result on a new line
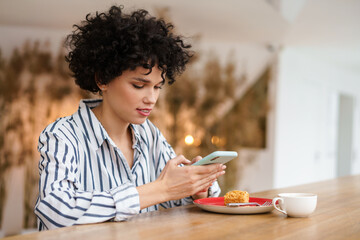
top-left (0, 0), bottom-right (359, 237)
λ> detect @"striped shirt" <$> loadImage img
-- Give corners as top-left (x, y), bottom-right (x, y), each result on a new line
top-left (35, 99), bottom-right (221, 230)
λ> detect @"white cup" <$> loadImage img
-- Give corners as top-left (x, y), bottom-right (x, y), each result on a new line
top-left (272, 193), bottom-right (317, 217)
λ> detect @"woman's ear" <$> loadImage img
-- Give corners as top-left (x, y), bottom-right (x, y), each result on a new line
top-left (95, 74), bottom-right (107, 92)
top-left (98, 84), bottom-right (107, 92)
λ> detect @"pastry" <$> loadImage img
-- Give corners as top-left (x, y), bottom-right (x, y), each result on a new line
top-left (224, 190), bottom-right (249, 205)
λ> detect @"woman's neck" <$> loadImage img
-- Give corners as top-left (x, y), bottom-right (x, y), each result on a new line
top-left (91, 102), bottom-right (130, 145)
top-left (92, 102), bottom-right (134, 168)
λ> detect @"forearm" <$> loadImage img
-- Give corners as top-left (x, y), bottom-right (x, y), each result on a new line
top-left (136, 180), bottom-right (167, 210)
top-left (36, 182), bottom-right (140, 230)
top-left (138, 179), bottom-right (222, 210)
top-left (35, 189), bottom-right (116, 230)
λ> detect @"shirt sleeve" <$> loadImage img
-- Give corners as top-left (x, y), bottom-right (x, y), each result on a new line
top-left (35, 129), bottom-right (140, 230)
top-left (152, 126), bottom-right (221, 209)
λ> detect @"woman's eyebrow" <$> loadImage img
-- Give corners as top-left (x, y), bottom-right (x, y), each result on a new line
top-left (132, 77), bottom-right (165, 85)
top-left (132, 77), bottom-right (150, 83)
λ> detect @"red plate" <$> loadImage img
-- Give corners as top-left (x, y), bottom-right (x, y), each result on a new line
top-left (194, 197), bottom-right (274, 214)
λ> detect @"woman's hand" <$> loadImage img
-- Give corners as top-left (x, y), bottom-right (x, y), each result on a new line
top-left (156, 155), bottom-right (226, 202)
top-left (189, 156), bottom-right (225, 200)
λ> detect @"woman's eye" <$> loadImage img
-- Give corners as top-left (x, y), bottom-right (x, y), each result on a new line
top-left (132, 84), bottom-right (144, 89)
top-left (155, 81), bottom-right (165, 89)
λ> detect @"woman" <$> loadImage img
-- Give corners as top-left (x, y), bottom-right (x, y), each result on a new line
top-left (35, 5), bottom-right (225, 230)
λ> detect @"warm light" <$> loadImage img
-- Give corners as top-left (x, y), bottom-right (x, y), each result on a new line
top-left (185, 135), bottom-right (194, 145)
top-left (219, 137), bottom-right (226, 147)
top-left (211, 136), bottom-right (226, 147)
top-left (211, 136), bottom-right (220, 146)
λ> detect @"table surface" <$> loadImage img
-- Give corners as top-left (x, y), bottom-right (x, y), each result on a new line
top-left (4, 175), bottom-right (360, 240)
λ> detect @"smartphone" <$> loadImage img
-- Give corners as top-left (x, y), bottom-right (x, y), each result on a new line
top-left (192, 151), bottom-right (238, 166)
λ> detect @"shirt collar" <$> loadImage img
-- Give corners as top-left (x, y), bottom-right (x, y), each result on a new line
top-left (76, 99), bottom-right (141, 151)
top-left (129, 124), bottom-right (141, 150)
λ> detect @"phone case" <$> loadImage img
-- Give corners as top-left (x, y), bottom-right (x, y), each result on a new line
top-left (192, 151), bottom-right (238, 166)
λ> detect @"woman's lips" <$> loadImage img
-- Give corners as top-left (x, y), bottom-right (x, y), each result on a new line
top-left (136, 108), bottom-right (152, 116)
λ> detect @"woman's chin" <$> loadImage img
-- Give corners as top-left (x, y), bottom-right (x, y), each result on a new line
top-left (131, 118), bottom-right (148, 125)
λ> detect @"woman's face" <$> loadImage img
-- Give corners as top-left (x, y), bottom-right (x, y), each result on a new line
top-left (100, 66), bottom-right (164, 125)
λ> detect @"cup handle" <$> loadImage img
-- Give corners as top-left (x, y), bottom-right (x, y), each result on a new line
top-left (272, 197), bottom-right (287, 215)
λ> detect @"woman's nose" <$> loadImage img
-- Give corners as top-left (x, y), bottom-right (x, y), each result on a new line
top-left (143, 89), bottom-right (157, 104)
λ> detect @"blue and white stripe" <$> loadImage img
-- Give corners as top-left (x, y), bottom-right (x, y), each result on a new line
top-left (35, 99), bottom-right (221, 230)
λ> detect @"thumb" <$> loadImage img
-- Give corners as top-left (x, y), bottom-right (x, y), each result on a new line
top-left (191, 156), bottom-right (202, 165)
top-left (170, 155), bottom-right (191, 166)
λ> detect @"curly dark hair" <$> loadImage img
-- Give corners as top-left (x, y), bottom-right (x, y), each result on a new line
top-left (65, 5), bottom-right (192, 93)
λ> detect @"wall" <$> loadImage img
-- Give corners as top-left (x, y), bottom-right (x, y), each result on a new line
top-left (0, 25), bottom-right (67, 57)
top-left (234, 56), bottom-right (277, 193)
top-left (273, 46), bottom-right (360, 188)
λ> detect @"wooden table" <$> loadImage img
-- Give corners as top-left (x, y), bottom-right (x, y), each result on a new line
top-left (4, 175), bottom-right (360, 240)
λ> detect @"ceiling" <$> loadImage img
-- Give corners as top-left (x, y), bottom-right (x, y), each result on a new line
top-left (0, 0), bottom-right (289, 44)
top-left (1, 0), bottom-right (359, 45)
top-left (0, 0), bottom-right (359, 66)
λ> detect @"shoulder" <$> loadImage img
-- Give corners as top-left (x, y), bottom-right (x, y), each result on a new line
top-left (41, 117), bottom-right (67, 134)
top-left (39, 115), bottom-right (77, 143)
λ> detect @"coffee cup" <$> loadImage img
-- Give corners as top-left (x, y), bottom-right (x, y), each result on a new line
top-left (272, 193), bottom-right (317, 217)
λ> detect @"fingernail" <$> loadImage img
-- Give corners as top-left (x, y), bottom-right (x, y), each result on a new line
top-left (222, 165), bottom-right (226, 170)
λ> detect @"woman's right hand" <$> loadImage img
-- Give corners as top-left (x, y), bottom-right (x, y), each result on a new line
top-left (156, 155), bottom-right (226, 202)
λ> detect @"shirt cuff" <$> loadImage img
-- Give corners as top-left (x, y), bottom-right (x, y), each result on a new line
top-left (208, 180), bottom-right (221, 197)
top-left (110, 182), bottom-right (140, 221)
